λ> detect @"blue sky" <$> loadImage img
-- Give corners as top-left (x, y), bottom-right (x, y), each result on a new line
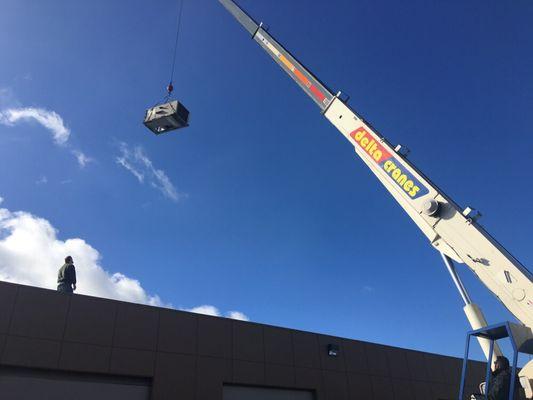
top-left (0, 0), bottom-right (532, 360)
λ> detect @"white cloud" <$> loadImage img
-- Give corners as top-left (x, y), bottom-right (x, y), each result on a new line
top-left (184, 305), bottom-right (249, 321)
top-left (226, 311), bottom-right (250, 321)
top-left (0, 96), bottom-right (92, 168)
top-left (0, 198), bottom-right (249, 320)
top-left (0, 201), bottom-right (164, 306)
top-left (361, 285), bottom-right (375, 293)
top-left (72, 150), bottom-right (93, 168)
top-left (0, 107), bottom-right (70, 145)
top-left (116, 156), bottom-right (144, 183)
top-left (116, 142), bottom-right (185, 202)
top-left (36, 176), bottom-right (48, 185)
top-left (186, 305), bottom-right (220, 316)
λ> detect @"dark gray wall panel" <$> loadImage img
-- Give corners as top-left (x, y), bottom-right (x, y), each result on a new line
top-left (0, 367), bottom-right (150, 400)
top-left (343, 339), bottom-right (368, 374)
top-left (424, 353), bottom-right (446, 383)
top-left (294, 367), bottom-right (323, 392)
top-left (109, 348), bottom-right (155, 377)
top-left (196, 356), bottom-right (233, 400)
top-left (346, 372), bottom-right (374, 399)
top-left (152, 352), bottom-right (195, 400)
top-left (292, 331), bottom-right (320, 369)
top-left (0, 282), bottom-right (17, 333)
top-left (391, 378), bottom-right (414, 400)
top-left (264, 327), bottom-right (294, 366)
top-left (265, 363), bottom-right (295, 387)
top-left (9, 286), bottom-right (69, 340)
top-left (0, 334), bottom-right (6, 360)
top-left (2, 336), bottom-right (61, 369)
top-left (233, 321), bottom-right (264, 362)
top-left (370, 375), bottom-right (394, 400)
top-left (59, 342), bottom-right (111, 373)
top-left (224, 385), bottom-right (314, 400)
top-left (386, 347), bottom-right (410, 380)
top-left (411, 380), bottom-right (432, 400)
top-left (198, 316), bottom-right (232, 359)
top-left (365, 344), bottom-right (391, 377)
top-left (233, 359), bottom-right (265, 385)
top-left (442, 356), bottom-right (462, 387)
top-left (64, 295), bottom-right (117, 346)
top-left (322, 370), bottom-right (349, 400)
top-left (158, 309), bottom-right (198, 354)
top-left (113, 303), bottom-right (158, 351)
top-left (405, 350), bottom-right (429, 381)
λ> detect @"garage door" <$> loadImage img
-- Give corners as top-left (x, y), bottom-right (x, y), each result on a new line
top-left (224, 385), bottom-right (315, 400)
top-left (0, 367), bottom-right (151, 400)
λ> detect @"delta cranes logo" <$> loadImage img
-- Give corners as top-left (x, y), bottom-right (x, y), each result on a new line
top-left (349, 127), bottom-right (429, 199)
top-left (350, 127), bottom-right (391, 162)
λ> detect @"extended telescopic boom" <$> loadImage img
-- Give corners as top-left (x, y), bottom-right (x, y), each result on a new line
top-left (218, 0), bottom-right (532, 352)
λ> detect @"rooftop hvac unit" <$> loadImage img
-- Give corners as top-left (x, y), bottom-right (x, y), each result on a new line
top-left (143, 100), bottom-right (190, 135)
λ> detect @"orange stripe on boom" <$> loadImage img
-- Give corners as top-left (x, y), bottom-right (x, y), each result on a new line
top-left (279, 55), bottom-right (294, 71)
top-left (293, 69), bottom-right (309, 86)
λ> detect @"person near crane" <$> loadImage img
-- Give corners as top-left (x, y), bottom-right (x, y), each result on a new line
top-left (488, 357), bottom-right (515, 400)
top-left (57, 256), bottom-right (77, 293)
top-left (471, 356), bottom-right (520, 400)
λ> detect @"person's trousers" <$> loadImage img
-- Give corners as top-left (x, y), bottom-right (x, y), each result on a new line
top-left (57, 283), bottom-right (73, 293)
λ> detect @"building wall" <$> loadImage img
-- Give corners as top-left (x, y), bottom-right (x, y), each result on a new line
top-left (0, 281), bottom-right (486, 399)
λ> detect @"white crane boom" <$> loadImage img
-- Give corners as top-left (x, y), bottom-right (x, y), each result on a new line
top-left (218, 0), bottom-right (533, 365)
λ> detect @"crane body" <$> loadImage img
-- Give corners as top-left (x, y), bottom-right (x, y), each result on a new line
top-left (219, 0), bottom-right (533, 396)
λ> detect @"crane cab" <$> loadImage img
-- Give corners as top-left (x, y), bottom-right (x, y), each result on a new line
top-left (143, 100), bottom-right (190, 135)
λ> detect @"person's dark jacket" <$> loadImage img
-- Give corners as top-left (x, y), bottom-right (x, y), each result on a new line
top-left (57, 263), bottom-right (76, 287)
top-left (488, 368), bottom-right (520, 400)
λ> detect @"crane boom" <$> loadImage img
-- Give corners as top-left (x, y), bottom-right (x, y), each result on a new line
top-left (218, 0), bottom-right (533, 330)
top-left (219, 0), bottom-right (335, 110)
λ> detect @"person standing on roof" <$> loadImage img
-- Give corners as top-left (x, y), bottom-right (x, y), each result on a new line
top-left (57, 256), bottom-right (77, 293)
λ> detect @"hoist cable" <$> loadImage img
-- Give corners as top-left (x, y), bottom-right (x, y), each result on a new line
top-left (169, 0), bottom-right (184, 88)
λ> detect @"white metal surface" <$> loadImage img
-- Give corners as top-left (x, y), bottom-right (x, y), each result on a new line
top-left (463, 303), bottom-right (503, 360)
top-left (321, 96), bottom-right (532, 328)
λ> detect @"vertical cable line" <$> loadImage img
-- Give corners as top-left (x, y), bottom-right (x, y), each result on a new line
top-left (169, 0), bottom-right (184, 87)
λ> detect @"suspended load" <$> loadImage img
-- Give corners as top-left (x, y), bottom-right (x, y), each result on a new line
top-left (143, 100), bottom-right (190, 135)
top-left (143, 0), bottom-right (190, 135)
